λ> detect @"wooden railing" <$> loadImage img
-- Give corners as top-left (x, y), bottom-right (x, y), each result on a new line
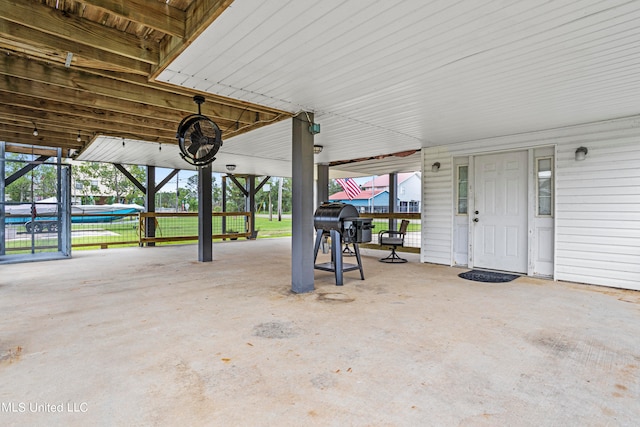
top-left (138, 211), bottom-right (252, 245)
top-left (357, 212), bottom-right (421, 253)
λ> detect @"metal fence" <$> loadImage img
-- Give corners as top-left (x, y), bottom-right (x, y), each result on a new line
top-left (3, 211), bottom-right (419, 252)
top-left (138, 212), bottom-right (252, 245)
top-left (358, 213), bottom-right (421, 253)
top-left (3, 211), bottom-right (253, 252)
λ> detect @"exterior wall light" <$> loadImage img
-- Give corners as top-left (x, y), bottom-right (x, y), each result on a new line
top-left (432, 162), bottom-right (441, 172)
top-left (575, 147), bottom-right (588, 161)
top-left (313, 145), bottom-right (323, 154)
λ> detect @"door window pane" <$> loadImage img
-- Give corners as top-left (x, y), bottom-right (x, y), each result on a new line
top-left (457, 165), bottom-right (468, 214)
top-left (537, 158), bottom-right (553, 216)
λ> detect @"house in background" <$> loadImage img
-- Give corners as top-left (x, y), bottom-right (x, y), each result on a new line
top-left (329, 172), bottom-right (421, 213)
top-left (361, 173), bottom-right (422, 213)
top-left (329, 189), bottom-right (389, 214)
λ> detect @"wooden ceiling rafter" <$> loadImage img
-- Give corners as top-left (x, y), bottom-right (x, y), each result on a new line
top-left (0, 0), bottom-right (290, 158)
top-left (0, 54), bottom-right (278, 125)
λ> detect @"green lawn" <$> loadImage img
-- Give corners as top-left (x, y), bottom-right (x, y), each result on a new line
top-left (6, 215), bottom-right (421, 253)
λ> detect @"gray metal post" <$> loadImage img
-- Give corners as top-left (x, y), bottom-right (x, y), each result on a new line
top-left (246, 175), bottom-right (256, 237)
top-left (316, 163), bottom-right (329, 209)
top-left (60, 164), bottom-right (72, 257)
top-left (145, 166), bottom-right (156, 247)
top-left (222, 175), bottom-right (227, 234)
top-left (56, 148), bottom-right (62, 252)
top-left (291, 112), bottom-right (315, 293)
top-left (0, 142), bottom-right (5, 256)
top-left (389, 172), bottom-right (397, 231)
top-left (198, 164), bottom-right (213, 262)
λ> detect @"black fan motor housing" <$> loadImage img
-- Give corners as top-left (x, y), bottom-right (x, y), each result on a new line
top-left (176, 113), bottom-right (223, 167)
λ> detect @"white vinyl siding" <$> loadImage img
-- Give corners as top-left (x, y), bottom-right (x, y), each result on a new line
top-left (421, 153), bottom-right (453, 265)
top-left (422, 116), bottom-right (640, 290)
top-left (555, 141), bottom-right (640, 289)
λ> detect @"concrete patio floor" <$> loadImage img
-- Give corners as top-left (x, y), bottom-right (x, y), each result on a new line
top-left (1, 237), bottom-right (639, 426)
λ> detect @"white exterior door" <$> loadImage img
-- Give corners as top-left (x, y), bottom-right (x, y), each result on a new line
top-left (473, 151), bottom-right (528, 273)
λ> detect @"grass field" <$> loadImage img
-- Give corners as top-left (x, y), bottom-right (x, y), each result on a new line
top-left (5, 215), bottom-right (422, 253)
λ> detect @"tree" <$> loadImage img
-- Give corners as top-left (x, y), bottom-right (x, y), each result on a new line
top-left (184, 173), bottom-right (221, 211)
top-left (72, 161), bottom-right (145, 205)
top-left (329, 179), bottom-right (343, 197)
top-left (4, 153), bottom-right (59, 202)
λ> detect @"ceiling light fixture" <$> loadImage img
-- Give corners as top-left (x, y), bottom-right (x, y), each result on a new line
top-left (76, 131), bottom-right (81, 142)
top-left (226, 164), bottom-right (236, 172)
top-left (32, 122), bottom-right (38, 136)
top-left (313, 145), bottom-right (323, 154)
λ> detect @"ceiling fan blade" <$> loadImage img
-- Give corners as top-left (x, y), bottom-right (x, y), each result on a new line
top-left (188, 122), bottom-right (205, 155)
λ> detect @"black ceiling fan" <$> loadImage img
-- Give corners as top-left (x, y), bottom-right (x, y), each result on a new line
top-left (176, 95), bottom-right (223, 167)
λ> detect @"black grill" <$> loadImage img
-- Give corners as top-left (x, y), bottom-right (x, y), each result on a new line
top-left (313, 203), bottom-right (373, 286)
top-left (313, 203), bottom-right (372, 243)
top-left (313, 202), bottom-right (358, 232)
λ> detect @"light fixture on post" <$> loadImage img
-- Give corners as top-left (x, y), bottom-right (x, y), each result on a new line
top-left (32, 122), bottom-right (38, 136)
top-left (575, 146), bottom-right (588, 161)
top-left (432, 162), bottom-right (441, 172)
top-left (313, 145), bottom-right (323, 154)
top-left (76, 131), bottom-right (82, 142)
top-left (309, 123), bottom-right (321, 135)
top-left (226, 164), bottom-right (236, 172)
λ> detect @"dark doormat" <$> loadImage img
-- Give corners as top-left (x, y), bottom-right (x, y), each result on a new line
top-left (458, 269), bottom-right (520, 283)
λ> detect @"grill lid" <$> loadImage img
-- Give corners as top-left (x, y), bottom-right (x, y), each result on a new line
top-left (313, 202), bottom-right (359, 231)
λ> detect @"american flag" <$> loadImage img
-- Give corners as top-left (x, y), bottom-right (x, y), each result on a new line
top-left (336, 178), bottom-right (361, 200)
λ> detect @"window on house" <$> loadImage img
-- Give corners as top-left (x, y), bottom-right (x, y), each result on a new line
top-left (457, 165), bottom-right (468, 214)
top-left (537, 158), bottom-right (553, 216)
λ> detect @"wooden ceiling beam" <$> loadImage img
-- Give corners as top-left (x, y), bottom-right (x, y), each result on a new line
top-left (0, 98), bottom-right (249, 141)
top-left (0, 122), bottom-right (176, 147)
top-left (0, 105), bottom-right (176, 134)
top-left (0, 0), bottom-right (158, 64)
top-left (0, 112), bottom-right (176, 144)
top-left (0, 131), bottom-right (84, 150)
top-left (0, 20), bottom-right (150, 75)
top-left (0, 78), bottom-right (203, 124)
top-left (77, 0), bottom-right (185, 38)
top-left (4, 143), bottom-right (62, 157)
top-left (0, 54), bottom-right (280, 125)
top-left (152, 0), bottom-right (233, 78)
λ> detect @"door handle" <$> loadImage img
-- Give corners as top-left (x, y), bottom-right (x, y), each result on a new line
top-left (473, 218), bottom-right (479, 223)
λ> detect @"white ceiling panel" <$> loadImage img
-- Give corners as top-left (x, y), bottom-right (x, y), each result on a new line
top-left (155, 0), bottom-right (640, 176)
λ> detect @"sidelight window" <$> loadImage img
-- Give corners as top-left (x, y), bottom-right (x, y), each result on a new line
top-left (537, 157), bottom-right (553, 216)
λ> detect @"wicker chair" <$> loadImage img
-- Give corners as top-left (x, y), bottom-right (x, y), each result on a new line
top-left (378, 219), bottom-right (410, 263)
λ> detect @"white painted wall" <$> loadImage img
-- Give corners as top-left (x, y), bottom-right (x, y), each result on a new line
top-left (422, 116), bottom-right (640, 290)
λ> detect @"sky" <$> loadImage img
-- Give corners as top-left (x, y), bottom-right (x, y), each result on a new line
top-left (154, 168), bottom-right (373, 190)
